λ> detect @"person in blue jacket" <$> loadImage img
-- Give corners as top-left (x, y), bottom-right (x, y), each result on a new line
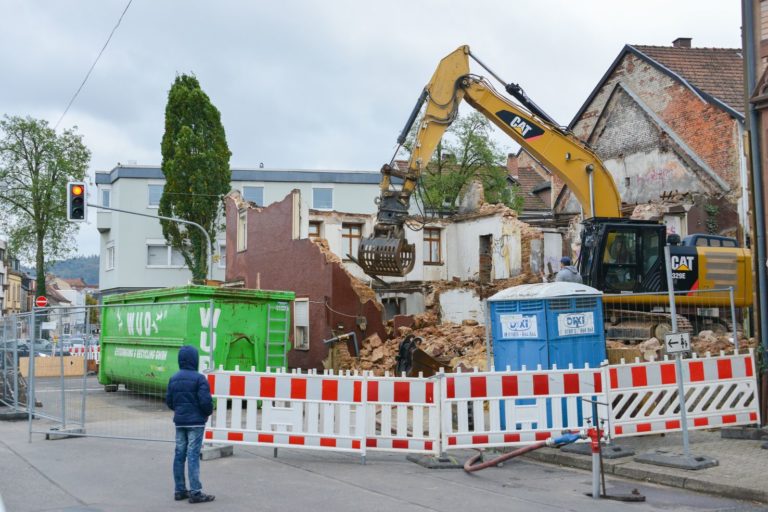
top-left (166, 345), bottom-right (215, 504)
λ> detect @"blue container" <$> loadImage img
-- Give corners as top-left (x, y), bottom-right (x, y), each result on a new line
top-left (487, 283), bottom-right (606, 430)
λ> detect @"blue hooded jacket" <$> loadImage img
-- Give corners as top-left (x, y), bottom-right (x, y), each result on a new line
top-left (165, 346), bottom-right (213, 426)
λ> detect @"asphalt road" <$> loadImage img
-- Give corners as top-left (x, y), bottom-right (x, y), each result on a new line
top-left (0, 417), bottom-right (766, 512)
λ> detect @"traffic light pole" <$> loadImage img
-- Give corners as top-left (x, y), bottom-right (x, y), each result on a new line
top-left (88, 204), bottom-right (213, 280)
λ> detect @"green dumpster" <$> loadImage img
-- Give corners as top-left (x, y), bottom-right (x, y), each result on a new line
top-left (98, 285), bottom-right (294, 392)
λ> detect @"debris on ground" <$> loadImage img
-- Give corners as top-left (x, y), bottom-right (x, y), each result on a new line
top-left (342, 315), bottom-right (488, 375)
top-left (607, 330), bottom-right (758, 363)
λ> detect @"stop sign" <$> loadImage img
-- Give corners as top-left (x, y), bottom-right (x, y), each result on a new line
top-left (35, 296), bottom-right (48, 308)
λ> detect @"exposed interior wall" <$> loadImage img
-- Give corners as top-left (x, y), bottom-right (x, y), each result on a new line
top-left (439, 288), bottom-right (484, 324)
top-left (225, 190), bottom-right (387, 370)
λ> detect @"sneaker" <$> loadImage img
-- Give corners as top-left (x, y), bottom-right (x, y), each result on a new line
top-left (174, 491), bottom-right (189, 501)
top-left (189, 492), bottom-right (215, 504)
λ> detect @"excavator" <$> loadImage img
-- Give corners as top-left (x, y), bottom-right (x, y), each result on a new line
top-left (357, 45), bottom-right (752, 339)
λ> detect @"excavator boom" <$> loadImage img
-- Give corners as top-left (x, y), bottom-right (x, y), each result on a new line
top-left (358, 45), bottom-right (621, 278)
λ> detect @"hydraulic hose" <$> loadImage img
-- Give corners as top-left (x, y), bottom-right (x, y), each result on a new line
top-left (463, 432), bottom-right (583, 473)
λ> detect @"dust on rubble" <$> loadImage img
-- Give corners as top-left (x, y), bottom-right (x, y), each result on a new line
top-left (330, 314), bottom-right (488, 375)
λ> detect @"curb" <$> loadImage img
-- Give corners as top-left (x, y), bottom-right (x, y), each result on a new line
top-left (523, 448), bottom-right (768, 504)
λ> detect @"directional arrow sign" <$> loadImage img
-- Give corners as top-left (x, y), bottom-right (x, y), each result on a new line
top-left (664, 332), bottom-right (691, 355)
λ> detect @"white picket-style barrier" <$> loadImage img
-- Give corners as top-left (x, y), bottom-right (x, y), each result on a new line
top-left (606, 351), bottom-right (760, 437)
top-left (441, 365), bottom-right (604, 450)
top-left (203, 350), bottom-right (761, 458)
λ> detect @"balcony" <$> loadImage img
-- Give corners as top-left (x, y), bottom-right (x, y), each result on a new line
top-left (97, 211), bottom-right (111, 233)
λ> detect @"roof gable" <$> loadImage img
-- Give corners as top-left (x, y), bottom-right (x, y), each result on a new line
top-left (569, 44), bottom-right (744, 130)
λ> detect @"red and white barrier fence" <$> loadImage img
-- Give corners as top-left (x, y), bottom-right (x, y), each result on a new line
top-left (606, 351), bottom-right (759, 438)
top-left (204, 350), bottom-right (760, 458)
top-left (68, 345), bottom-right (100, 362)
top-left (441, 365), bottom-right (604, 450)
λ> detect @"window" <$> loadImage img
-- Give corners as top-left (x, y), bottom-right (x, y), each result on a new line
top-left (312, 188), bottom-right (333, 209)
top-left (146, 243), bottom-right (187, 267)
top-left (242, 186), bottom-right (264, 206)
top-left (148, 184), bottom-right (164, 207)
top-left (237, 209), bottom-right (247, 252)
top-left (423, 228), bottom-right (442, 264)
top-left (294, 299), bottom-right (309, 350)
top-left (601, 231), bottom-right (639, 292)
top-left (308, 221), bottom-right (322, 240)
top-left (101, 187), bottom-right (111, 208)
top-left (106, 244), bottom-right (115, 271)
top-left (217, 242), bottom-right (226, 269)
top-left (341, 223), bottom-right (362, 260)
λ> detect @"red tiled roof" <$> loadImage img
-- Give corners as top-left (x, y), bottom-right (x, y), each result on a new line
top-left (511, 166), bottom-right (549, 211)
top-left (631, 45), bottom-right (744, 115)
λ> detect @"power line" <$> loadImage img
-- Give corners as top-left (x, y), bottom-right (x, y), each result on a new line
top-left (54, 0), bottom-right (133, 130)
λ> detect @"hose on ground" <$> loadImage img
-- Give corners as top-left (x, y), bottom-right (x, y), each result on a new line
top-left (463, 432), bottom-right (584, 473)
top-left (463, 441), bottom-right (546, 472)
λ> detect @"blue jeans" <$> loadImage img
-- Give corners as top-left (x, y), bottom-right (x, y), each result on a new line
top-left (173, 426), bottom-right (204, 493)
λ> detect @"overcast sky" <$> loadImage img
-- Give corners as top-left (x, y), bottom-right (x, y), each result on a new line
top-left (0, 0), bottom-right (742, 259)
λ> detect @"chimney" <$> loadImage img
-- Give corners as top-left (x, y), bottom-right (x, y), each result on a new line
top-left (506, 153), bottom-right (519, 177)
top-left (672, 37), bottom-right (692, 48)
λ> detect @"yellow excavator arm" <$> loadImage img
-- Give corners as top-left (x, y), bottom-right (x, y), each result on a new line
top-left (358, 45), bottom-right (621, 277)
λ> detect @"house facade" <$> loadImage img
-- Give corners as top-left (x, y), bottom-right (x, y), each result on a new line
top-left (558, 38), bottom-right (747, 243)
top-left (95, 164), bottom-right (387, 295)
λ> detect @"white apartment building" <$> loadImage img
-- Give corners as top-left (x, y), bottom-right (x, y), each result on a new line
top-left (96, 164), bottom-right (387, 295)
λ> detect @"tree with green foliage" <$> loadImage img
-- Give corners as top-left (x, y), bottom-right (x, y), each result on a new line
top-left (0, 116), bottom-right (90, 297)
top-left (406, 112), bottom-right (523, 215)
top-left (159, 74), bottom-right (231, 283)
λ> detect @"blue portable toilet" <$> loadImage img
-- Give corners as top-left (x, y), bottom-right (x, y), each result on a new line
top-left (487, 282), bottom-right (606, 371)
top-left (487, 282), bottom-right (606, 431)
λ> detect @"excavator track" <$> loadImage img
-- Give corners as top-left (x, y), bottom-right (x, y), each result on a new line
top-left (605, 309), bottom-right (694, 341)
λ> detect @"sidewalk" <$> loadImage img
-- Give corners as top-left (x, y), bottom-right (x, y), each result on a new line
top-left (525, 428), bottom-right (768, 503)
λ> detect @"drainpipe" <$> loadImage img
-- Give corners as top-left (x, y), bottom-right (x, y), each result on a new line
top-left (743, 0), bottom-right (768, 422)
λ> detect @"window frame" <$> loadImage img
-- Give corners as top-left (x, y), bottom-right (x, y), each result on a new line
top-left (312, 187), bottom-right (334, 210)
top-left (341, 223), bottom-right (363, 261)
top-left (105, 243), bottom-right (115, 271)
top-left (237, 209), bottom-right (248, 252)
top-left (147, 183), bottom-right (164, 208)
top-left (217, 241), bottom-right (226, 269)
top-left (100, 186), bottom-right (111, 208)
top-left (423, 227), bottom-right (443, 265)
top-left (146, 240), bottom-right (187, 268)
top-left (308, 221), bottom-right (322, 240)
top-left (293, 298), bottom-right (310, 351)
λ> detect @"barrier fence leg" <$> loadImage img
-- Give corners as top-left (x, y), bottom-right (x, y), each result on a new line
top-left (590, 407), bottom-right (600, 501)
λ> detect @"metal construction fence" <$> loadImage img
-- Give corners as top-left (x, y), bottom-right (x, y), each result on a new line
top-left (602, 287), bottom-right (749, 357)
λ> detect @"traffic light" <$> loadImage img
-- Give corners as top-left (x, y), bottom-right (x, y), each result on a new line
top-left (67, 181), bottom-right (87, 221)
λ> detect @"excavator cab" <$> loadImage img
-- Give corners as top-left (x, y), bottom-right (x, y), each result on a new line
top-left (579, 219), bottom-right (666, 294)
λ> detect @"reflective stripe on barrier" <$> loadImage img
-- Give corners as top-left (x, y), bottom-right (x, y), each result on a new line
top-left (206, 369), bottom-right (366, 455)
top-left (365, 375), bottom-right (439, 455)
top-left (441, 366), bottom-right (604, 450)
top-left (607, 350), bottom-right (760, 438)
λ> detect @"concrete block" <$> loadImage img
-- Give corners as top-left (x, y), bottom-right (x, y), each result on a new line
top-left (406, 453), bottom-right (463, 469)
top-left (720, 426), bottom-right (767, 440)
top-left (200, 444), bottom-right (234, 461)
top-left (633, 449), bottom-right (718, 470)
top-left (560, 442), bottom-right (635, 459)
top-left (0, 410), bottom-right (28, 421)
top-left (45, 427), bottom-right (85, 440)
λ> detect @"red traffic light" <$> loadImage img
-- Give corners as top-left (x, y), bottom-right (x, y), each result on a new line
top-left (71, 184), bottom-right (84, 196)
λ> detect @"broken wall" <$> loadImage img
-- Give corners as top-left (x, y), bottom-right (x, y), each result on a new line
top-left (225, 190), bottom-right (387, 370)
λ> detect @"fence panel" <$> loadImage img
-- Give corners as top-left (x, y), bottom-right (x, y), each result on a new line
top-left (441, 365), bottom-right (604, 450)
top-left (206, 368), bottom-right (366, 454)
top-left (365, 373), bottom-right (440, 455)
top-left (606, 350), bottom-right (760, 437)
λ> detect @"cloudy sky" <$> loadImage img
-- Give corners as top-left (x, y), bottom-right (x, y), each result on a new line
top-left (0, 1), bottom-right (742, 258)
